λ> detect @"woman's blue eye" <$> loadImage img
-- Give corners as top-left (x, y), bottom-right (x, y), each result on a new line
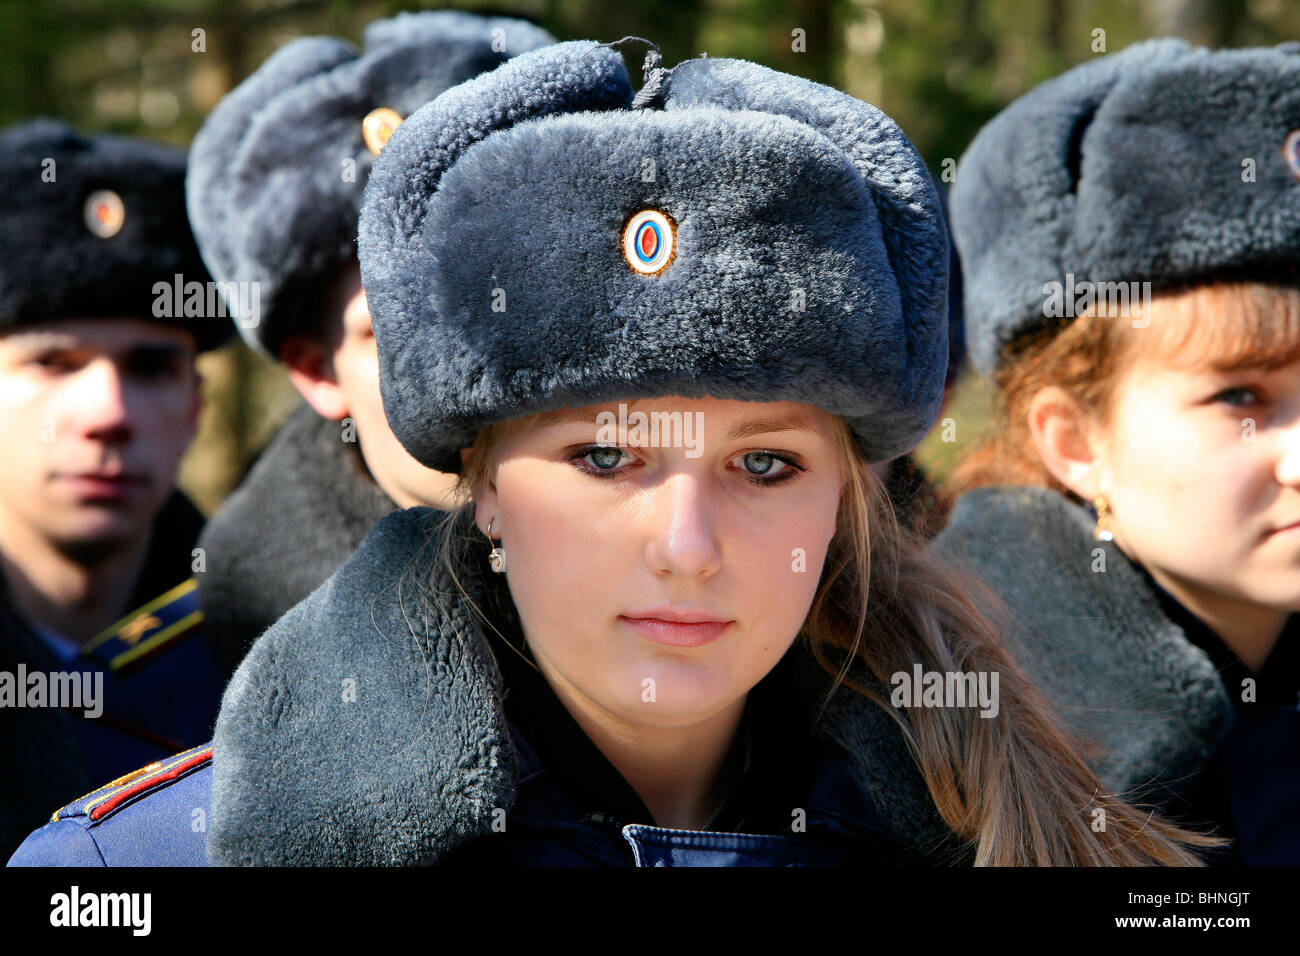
top-left (567, 445), bottom-right (803, 485)
top-left (586, 446), bottom-right (625, 470)
top-left (734, 451), bottom-right (802, 485)
top-left (567, 445), bottom-right (632, 476)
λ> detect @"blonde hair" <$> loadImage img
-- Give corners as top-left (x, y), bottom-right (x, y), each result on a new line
top-left (431, 406), bottom-right (1224, 865)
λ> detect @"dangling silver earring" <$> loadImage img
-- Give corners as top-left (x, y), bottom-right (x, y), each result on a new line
top-left (485, 517), bottom-right (506, 573)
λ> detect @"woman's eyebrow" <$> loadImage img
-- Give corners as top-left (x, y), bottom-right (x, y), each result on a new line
top-left (541, 408), bottom-right (822, 440)
top-left (723, 413), bottom-right (821, 442)
top-left (544, 409), bottom-right (605, 427)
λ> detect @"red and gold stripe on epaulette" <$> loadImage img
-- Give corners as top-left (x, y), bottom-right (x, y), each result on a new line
top-left (80, 578), bottom-right (204, 675)
top-left (53, 744), bottom-right (213, 823)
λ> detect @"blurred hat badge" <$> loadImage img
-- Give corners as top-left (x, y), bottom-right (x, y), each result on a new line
top-left (363, 107), bottom-right (404, 157)
top-left (83, 189), bottom-right (125, 238)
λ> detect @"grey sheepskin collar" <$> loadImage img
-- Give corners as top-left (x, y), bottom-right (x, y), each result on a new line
top-left (933, 485), bottom-right (1234, 801)
top-left (198, 401), bottom-right (397, 678)
top-left (208, 507), bottom-right (960, 865)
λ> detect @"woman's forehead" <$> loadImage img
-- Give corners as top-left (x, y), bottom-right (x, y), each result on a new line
top-left (1117, 283), bottom-right (1300, 375)
top-left (528, 398), bottom-right (834, 433)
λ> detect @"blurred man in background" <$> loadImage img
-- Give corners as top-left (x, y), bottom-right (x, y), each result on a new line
top-left (0, 120), bottom-right (231, 858)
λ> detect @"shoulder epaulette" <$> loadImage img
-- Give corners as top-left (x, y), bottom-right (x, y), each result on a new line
top-left (79, 578), bottom-right (204, 675)
top-left (51, 744), bottom-right (213, 823)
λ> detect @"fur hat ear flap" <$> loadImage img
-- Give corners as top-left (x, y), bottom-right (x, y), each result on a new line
top-left (359, 41), bottom-right (633, 313)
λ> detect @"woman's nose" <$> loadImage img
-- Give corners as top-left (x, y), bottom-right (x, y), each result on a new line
top-left (642, 471), bottom-right (723, 579)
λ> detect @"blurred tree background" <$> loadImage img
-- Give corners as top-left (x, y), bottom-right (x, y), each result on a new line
top-left (2, 0), bottom-right (1297, 512)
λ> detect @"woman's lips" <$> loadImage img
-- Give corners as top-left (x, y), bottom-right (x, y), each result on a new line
top-left (619, 615), bottom-right (733, 647)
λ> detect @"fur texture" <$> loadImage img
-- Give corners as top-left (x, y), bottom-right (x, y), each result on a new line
top-left (0, 120), bottom-right (227, 350)
top-left (196, 402), bottom-right (398, 679)
top-left (950, 39), bottom-right (1300, 373)
top-left (933, 485), bottom-right (1234, 800)
top-left (358, 42), bottom-right (950, 473)
top-left (208, 506), bottom-right (961, 866)
top-left (185, 11), bottom-right (554, 357)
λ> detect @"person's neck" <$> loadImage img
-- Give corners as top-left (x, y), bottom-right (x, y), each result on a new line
top-left (0, 516), bottom-right (151, 645)
top-left (1142, 561), bottom-right (1288, 674)
top-left (532, 652), bottom-right (749, 830)
top-left (354, 434), bottom-right (463, 512)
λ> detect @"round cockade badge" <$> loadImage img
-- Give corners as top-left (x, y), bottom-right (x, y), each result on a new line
top-left (83, 189), bottom-right (125, 239)
top-left (1285, 130), bottom-right (1300, 182)
top-left (362, 107), bottom-right (403, 157)
top-left (622, 209), bottom-right (675, 275)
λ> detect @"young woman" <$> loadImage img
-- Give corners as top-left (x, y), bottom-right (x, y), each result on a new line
top-left (939, 38), bottom-right (1300, 865)
top-left (9, 40), bottom-right (1214, 867)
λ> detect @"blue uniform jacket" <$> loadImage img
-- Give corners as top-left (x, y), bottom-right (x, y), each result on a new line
top-left (0, 492), bottom-right (224, 860)
top-left (10, 507), bottom-right (966, 867)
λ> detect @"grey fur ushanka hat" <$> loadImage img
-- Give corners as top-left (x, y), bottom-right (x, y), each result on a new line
top-left (186, 10), bottom-right (555, 358)
top-left (0, 120), bottom-right (229, 351)
top-left (951, 38), bottom-right (1300, 375)
top-left (358, 41), bottom-right (951, 474)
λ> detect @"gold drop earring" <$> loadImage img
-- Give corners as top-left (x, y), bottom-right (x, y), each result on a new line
top-left (1092, 496), bottom-right (1114, 543)
top-left (485, 517), bottom-right (507, 573)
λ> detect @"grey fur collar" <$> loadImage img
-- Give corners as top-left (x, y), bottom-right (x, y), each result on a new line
top-left (198, 401), bottom-right (397, 678)
top-left (208, 507), bottom-right (961, 866)
top-left (933, 485), bottom-right (1234, 801)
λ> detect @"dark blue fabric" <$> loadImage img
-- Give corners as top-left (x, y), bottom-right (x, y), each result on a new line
top-left (0, 491), bottom-right (224, 860)
top-left (1137, 568), bottom-right (1300, 866)
top-left (8, 749), bottom-right (212, 867)
top-left (427, 727), bottom-right (917, 867)
top-left (17, 491), bottom-right (222, 784)
top-left (69, 635), bottom-right (223, 785)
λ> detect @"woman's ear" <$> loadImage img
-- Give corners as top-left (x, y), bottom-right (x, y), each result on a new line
top-left (463, 446), bottom-right (500, 536)
top-left (1025, 385), bottom-right (1107, 501)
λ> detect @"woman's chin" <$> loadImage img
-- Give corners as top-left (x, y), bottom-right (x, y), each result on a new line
top-left (579, 660), bottom-right (741, 727)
